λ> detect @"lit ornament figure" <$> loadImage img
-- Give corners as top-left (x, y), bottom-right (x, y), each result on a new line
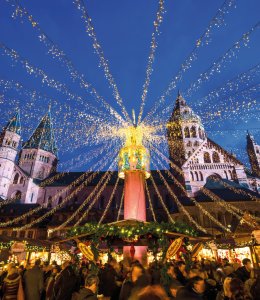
top-left (118, 124), bottom-right (150, 221)
top-left (118, 111), bottom-right (151, 264)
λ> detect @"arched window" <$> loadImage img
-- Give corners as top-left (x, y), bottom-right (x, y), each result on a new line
top-left (199, 172), bottom-right (203, 181)
top-left (111, 197), bottom-right (117, 209)
top-left (47, 196), bottom-right (52, 208)
top-left (19, 177), bottom-right (24, 184)
top-left (195, 171), bottom-right (199, 181)
top-left (194, 141), bottom-right (199, 147)
top-left (184, 127), bottom-right (190, 138)
top-left (198, 127), bottom-right (202, 139)
top-left (58, 197), bottom-right (63, 204)
top-left (228, 170), bottom-right (232, 179)
top-left (232, 170), bottom-right (237, 181)
top-left (12, 191), bottom-right (21, 203)
top-left (188, 151), bottom-right (192, 157)
top-left (99, 196), bottom-right (105, 210)
top-left (224, 170), bottom-right (228, 179)
top-left (13, 173), bottom-right (19, 184)
top-left (212, 152), bottom-right (220, 163)
top-left (187, 141), bottom-right (192, 147)
top-left (190, 172), bottom-right (194, 181)
top-left (204, 152), bottom-right (211, 163)
top-left (190, 126), bottom-right (197, 138)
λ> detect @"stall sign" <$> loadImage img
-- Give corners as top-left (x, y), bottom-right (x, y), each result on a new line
top-left (252, 230), bottom-right (260, 244)
top-left (11, 242), bottom-right (26, 253)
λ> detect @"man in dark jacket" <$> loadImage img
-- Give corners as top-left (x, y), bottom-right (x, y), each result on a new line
top-left (52, 261), bottom-right (78, 300)
top-left (98, 258), bottom-right (121, 298)
top-left (78, 274), bottom-right (99, 300)
top-left (234, 258), bottom-right (252, 282)
top-left (24, 259), bottom-right (44, 300)
top-left (176, 276), bottom-right (205, 300)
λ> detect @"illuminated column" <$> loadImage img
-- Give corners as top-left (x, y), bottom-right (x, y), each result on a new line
top-left (118, 126), bottom-right (150, 264)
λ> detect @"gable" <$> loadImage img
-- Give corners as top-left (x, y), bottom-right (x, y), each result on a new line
top-left (183, 138), bottom-right (244, 168)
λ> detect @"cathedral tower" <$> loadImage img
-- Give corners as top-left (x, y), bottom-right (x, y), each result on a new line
top-left (0, 111), bottom-right (21, 199)
top-left (19, 107), bottom-right (58, 180)
top-left (167, 92), bottom-right (206, 168)
top-left (247, 131), bottom-right (260, 177)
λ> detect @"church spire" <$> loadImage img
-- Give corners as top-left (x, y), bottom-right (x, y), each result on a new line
top-left (23, 108), bottom-right (57, 156)
top-left (4, 110), bottom-right (21, 135)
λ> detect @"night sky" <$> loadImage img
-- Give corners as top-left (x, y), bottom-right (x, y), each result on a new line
top-left (0, 0), bottom-right (259, 171)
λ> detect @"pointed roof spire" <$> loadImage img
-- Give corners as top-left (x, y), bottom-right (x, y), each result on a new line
top-left (23, 108), bottom-right (58, 156)
top-left (5, 110), bottom-right (21, 135)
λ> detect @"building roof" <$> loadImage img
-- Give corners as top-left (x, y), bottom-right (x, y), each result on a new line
top-left (196, 177), bottom-right (259, 202)
top-left (41, 170), bottom-right (177, 187)
top-left (23, 107), bottom-right (57, 156)
top-left (4, 111), bottom-right (21, 135)
top-left (169, 92), bottom-right (202, 125)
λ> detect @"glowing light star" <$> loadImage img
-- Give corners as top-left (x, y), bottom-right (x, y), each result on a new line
top-left (118, 125), bottom-right (150, 179)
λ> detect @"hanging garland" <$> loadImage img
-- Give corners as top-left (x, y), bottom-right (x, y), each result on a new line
top-left (68, 221), bottom-right (198, 241)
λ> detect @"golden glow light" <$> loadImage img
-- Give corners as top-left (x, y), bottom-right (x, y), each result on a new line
top-left (118, 126), bottom-right (150, 179)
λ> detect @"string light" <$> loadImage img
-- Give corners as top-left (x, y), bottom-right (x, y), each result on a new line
top-left (200, 187), bottom-right (256, 228)
top-left (137, 0), bottom-right (165, 124)
top-left (7, 0), bottom-right (126, 125)
top-left (145, 180), bottom-right (157, 222)
top-left (73, 0), bottom-right (131, 123)
top-left (149, 174), bottom-right (175, 223)
top-left (153, 146), bottom-right (230, 232)
top-left (10, 147), bottom-right (119, 230)
top-left (98, 177), bottom-right (120, 225)
top-left (184, 21), bottom-right (260, 98)
top-left (117, 189), bottom-right (124, 222)
top-left (152, 165), bottom-right (208, 234)
top-left (53, 156), bottom-right (118, 231)
top-left (142, 0), bottom-right (237, 124)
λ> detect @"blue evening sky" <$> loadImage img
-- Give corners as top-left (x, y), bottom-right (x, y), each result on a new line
top-left (0, 0), bottom-right (259, 170)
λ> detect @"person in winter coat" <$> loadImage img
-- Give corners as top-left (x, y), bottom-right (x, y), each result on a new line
top-left (45, 266), bottom-right (60, 300)
top-left (51, 261), bottom-right (78, 300)
top-left (176, 276), bottom-right (205, 300)
top-left (119, 263), bottom-right (151, 300)
top-left (24, 259), bottom-right (44, 300)
top-left (234, 259), bottom-right (252, 283)
top-left (77, 274), bottom-right (99, 300)
top-left (2, 264), bottom-right (22, 300)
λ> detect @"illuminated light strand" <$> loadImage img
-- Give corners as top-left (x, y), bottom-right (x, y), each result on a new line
top-left (98, 177), bottom-right (120, 224)
top-left (0, 78), bottom-right (114, 124)
top-left (137, 0), bottom-right (165, 125)
top-left (150, 143), bottom-right (183, 175)
top-left (196, 63), bottom-right (260, 107)
top-left (53, 157), bottom-right (117, 231)
top-left (117, 190), bottom-right (124, 222)
top-left (202, 83), bottom-right (260, 124)
top-left (0, 194), bottom-right (24, 208)
top-left (7, 0), bottom-right (126, 125)
top-left (145, 180), bottom-right (157, 222)
top-left (153, 164), bottom-right (208, 233)
top-left (0, 44), bottom-right (107, 116)
top-left (149, 174), bottom-right (175, 223)
top-left (73, 0), bottom-right (131, 123)
top-left (40, 141), bottom-right (112, 187)
top-left (142, 0), bottom-right (237, 124)
top-left (153, 148), bottom-right (230, 232)
top-left (74, 171), bottom-right (116, 227)
top-left (184, 21), bottom-right (260, 98)
top-left (58, 141), bottom-right (115, 171)
top-left (200, 187), bottom-right (256, 228)
top-left (10, 146), bottom-right (117, 230)
top-left (210, 176), bottom-right (260, 203)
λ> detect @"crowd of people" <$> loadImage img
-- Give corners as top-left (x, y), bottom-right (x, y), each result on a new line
top-left (0, 256), bottom-right (259, 300)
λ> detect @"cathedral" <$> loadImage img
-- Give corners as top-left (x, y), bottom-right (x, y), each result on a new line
top-left (0, 93), bottom-right (259, 238)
